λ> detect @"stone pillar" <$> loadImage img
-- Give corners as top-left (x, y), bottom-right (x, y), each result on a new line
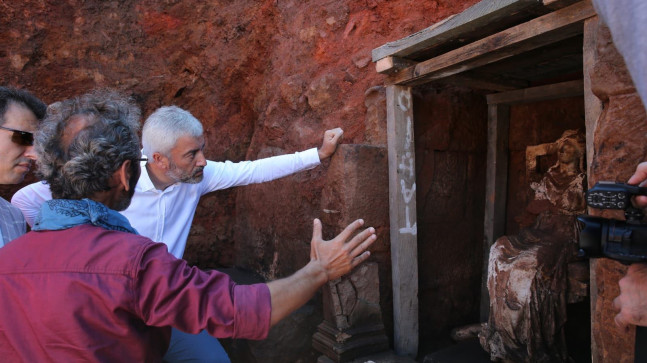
top-left (312, 144), bottom-right (390, 362)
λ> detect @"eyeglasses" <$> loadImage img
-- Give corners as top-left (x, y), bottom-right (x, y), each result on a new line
top-left (134, 157), bottom-right (148, 163)
top-left (0, 125), bottom-right (34, 146)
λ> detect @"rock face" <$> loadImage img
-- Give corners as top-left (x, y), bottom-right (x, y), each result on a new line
top-left (0, 0), bottom-right (479, 361)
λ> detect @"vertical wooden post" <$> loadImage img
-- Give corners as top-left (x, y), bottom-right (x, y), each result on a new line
top-left (583, 16), bottom-right (602, 179)
top-left (583, 16), bottom-right (602, 363)
top-left (480, 103), bottom-right (510, 320)
top-left (386, 85), bottom-right (419, 357)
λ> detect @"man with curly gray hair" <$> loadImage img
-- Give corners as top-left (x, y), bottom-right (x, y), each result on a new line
top-left (0, 89), bottom-right (376, 362)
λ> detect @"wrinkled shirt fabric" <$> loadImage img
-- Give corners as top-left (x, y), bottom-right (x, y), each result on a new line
top-left (0, 223), bottom-right (271, 362)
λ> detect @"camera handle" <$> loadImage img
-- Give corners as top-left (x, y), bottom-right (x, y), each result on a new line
top-left (626, 206), bottom-right (645, 224)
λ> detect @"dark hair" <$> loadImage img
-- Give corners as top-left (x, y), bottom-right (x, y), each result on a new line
top-left (0, 87), bottom-right (47, 125)
top-left (35, 89), bottom-right (141, 199)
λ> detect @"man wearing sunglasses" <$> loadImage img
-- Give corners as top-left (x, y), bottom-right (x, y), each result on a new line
top-left (0, 87), bottom-right (46, 247)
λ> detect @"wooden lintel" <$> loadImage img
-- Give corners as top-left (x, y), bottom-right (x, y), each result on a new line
top-left (486, 79), bottom-right (583, 104)
top-left (543, 0), bottom-right (581, 10)
top-left (372, 0), bottom-right (542, 62)
top-left (388, 1), bottom-right (595, 86)
top-left (441, 73), bottom-right (530, 92)
top-left (375, 56), bottom-right (418, 75)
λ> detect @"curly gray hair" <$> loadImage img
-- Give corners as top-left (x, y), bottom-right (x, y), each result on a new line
top-left (35, 89), bottom-right (141, 199)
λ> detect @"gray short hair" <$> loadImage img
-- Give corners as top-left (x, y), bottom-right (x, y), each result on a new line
top-left (35, 89), bottom-right (141, 199)
top-left (141, 106), bottom-right (203, 157)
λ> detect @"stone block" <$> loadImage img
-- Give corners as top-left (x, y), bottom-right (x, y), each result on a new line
top-left (319, 143), bottom-right (388, 249)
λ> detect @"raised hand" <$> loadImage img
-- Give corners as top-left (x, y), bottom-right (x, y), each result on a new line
top-left (318, 127), bottom-right (343, 160)
top-left (310, 218), bottom-right (376, 281)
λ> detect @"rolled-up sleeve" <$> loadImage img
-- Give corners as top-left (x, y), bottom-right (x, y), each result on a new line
top-left (133, 243), bottom-right (271, 340)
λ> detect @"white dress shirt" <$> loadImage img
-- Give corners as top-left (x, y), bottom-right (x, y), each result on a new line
top-left (12, 148), bottom-right (320, 258)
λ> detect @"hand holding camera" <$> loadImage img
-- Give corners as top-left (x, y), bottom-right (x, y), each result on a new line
top-left (580, 162), bottom-right (647, 334)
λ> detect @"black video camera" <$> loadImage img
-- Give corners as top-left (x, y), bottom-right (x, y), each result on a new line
top-left (578, 181), bottom-right (647, 262)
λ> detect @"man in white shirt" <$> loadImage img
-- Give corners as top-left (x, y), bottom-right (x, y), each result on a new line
top-left (0, 87), bottom-right (46, 247)
top-left (12, 105), bottom-right (343, 362)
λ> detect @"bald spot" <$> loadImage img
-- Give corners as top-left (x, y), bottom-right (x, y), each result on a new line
top-left (61, 114), bottom-right (93, 151)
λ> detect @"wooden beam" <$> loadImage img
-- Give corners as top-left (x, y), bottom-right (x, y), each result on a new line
top-left (481, 103), bottom-right (510, 320)
top-left (583, 17), bottom-right (601, 189)
top-left (440, 72), bottom-right (530, 91)
top-left (543, 0), bottom-right (581, 10)
top-left (486, 79), bottom-right (583, 104)
top-left (372, 0), bottom-right (543, 62)
top-left (386, 85), bottom-right (419, 357)
top-left (376, 56), bottom-right (418, 75)
top-left (475, 35), bottom-right (583, 80)
top-left (388, 1), bottom-right (595, 86)
top-left (582, 16), bottom-right (604, 362)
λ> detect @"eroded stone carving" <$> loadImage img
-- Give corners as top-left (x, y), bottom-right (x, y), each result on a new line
top-left (312, 262), bottom-right (389, 362)
top-left (480, 130), bottom-right (586, 362)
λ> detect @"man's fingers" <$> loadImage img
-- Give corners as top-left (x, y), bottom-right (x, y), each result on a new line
top-left (350, 234), bottom-right (377, 259)
top-left (628, 162), bottom-right (647, 185)
top-left (324, 128), bottom-right (343, 143)
top-left (335, 219), bottom-right (364, 244)
top-left (351, 251), bottom-right (371, 269)
top-left (613, 296), bottom-right (621, 311)
top-left (614, 313), bottom-right (628, 329)
top-left (347, 228), bottom-right (376, 256)
top-left (327, 127), bottom-right (343, 136)
top-left (634, 195), bottom-right (647, 208)
top-left (312, 218), bottom-right (323, 242)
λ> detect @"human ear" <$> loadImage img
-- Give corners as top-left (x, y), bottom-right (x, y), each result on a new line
top-left (118, 160), bottom-right (132, 191)
top-left (152, 152), bottom-right (169, 169)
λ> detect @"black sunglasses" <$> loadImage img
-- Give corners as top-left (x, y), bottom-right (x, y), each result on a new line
top-left (0, 125), bottom-right (34, 146)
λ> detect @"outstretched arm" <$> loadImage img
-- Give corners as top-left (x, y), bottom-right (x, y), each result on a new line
top-left (318, 128), bottom-right (344, 161)
top-left (267, 218), bottom-right (375, 326)
top-left (201, 128), bottom-right (344, 194)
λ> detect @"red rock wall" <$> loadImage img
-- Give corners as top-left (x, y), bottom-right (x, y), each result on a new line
top-left (1, 0), bottom-right (478, 265)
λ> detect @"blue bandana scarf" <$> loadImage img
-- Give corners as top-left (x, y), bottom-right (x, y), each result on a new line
top-left (32, 199), bottom-right (139, 235)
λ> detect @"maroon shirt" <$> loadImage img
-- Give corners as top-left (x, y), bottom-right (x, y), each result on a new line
top-left (0, 225), bottom-right (271, 362)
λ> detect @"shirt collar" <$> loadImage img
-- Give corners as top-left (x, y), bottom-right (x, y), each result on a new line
top-left (137, 161), bottom-right (157, 192)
